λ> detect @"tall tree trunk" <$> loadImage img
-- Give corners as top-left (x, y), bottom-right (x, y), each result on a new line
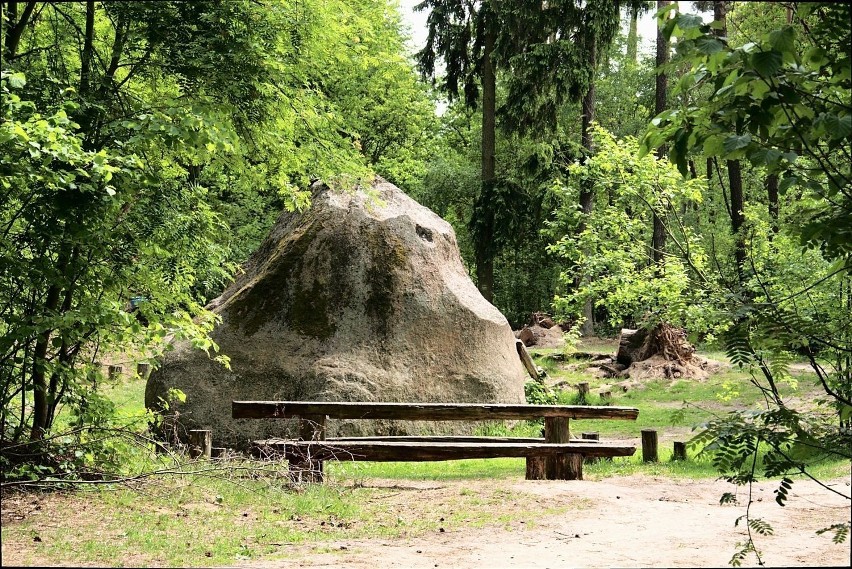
top-left (579, 34), bottom-right (597, 336)
top-left (626, 5), bottom-right (639, 64)
top-left (3, 0), bottom-right (37, 61)
top-left (713, 1), bottom-right (727, 33)
top-left (475, 24), bottom-right (497, 303)
top-left (45, 247), bottom-right (80, 431)
top-left (727, 158), bottom-right (746, 279)
top-left (652, 0), bottom-right (670, 272)
top-left (78, 0), bottom-right (97, 148)
top-left (706, 157), bottom-right (716, 224)
top-left (713, 1), bottom-right (747, 283)
top-left (30, 269), bottom-right (68, 441)
top-left (767, 173), bottom-right (779, 236)
top-left (80, 0), bottom-right (95, 96)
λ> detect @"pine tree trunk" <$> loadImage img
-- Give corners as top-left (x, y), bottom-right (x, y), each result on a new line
top-left (652, 0), bottom-right (670, 272)
top-left (728, 159), bottom-right (746, 280)
top-left (476, 24), bottom-right (497, 303)
top-left (578, 34), bottom-right (597, 336)
top-left (626, 6), bottom-right (638, 64)
top-left (713, 1), bottom-right (747, 284)
top-left (767, 173), bottom-right (779, 236)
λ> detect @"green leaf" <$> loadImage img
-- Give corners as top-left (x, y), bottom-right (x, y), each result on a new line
top-left (768, 26), bottom-right (796, 55)
top-left (749, 80), bottom-right (770, 99)
top-left (703, 135), bottom-right (725, 156)
top-left (723, 134), bottom-right (752, 153)
top-left (675, 13), bottom-right (704, 30)
top-left (751, 51), bottom-right (783, 76)
top-left (831, 115), bottom-right (852, 140)
top-left (720, 492), bottom-right (738, 505)
top-left (4, 71), bottom-right (27, 89)
top-left (747, 147), bottom-right (782, 167)
top-left (804, 46), bottom-right (829, 67)
top-left (695, 37), bottom-right (724, 55)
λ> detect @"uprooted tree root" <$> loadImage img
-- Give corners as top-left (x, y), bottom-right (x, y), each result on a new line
top-left (612, 323), bottom-right (718, 381)
top-left (639, 324), bottom-right (695, 364)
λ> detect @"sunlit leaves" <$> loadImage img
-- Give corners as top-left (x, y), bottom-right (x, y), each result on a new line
top-left (547, 127), bottom-right (706, 331)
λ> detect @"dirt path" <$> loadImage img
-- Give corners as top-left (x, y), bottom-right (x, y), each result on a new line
top-left (250, 475), bottom-right (851, 569)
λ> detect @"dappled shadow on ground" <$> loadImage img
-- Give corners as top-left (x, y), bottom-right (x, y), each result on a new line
top-left (245, 474), bottom-right (852, 569)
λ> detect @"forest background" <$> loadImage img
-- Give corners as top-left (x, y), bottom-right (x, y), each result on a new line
top-left (1, 1), bottom-right (849, 545)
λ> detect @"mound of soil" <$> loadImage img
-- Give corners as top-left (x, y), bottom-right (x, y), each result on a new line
top-left (616, 324), bottom-right (713, 381)
top-left (621, 354), bottom-right (719, 381)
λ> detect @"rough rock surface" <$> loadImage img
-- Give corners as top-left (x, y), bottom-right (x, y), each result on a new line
top-left (146, 178), bottom-right (527, 447)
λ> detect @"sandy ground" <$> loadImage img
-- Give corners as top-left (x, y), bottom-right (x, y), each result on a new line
top-left (249, 474), bottom-right (852, 569)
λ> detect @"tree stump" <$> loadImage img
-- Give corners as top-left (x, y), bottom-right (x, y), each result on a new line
top-left (136, 362), bottom-right (151, 380)
top-left (108, 365), bottom-right (123, 380)
top-left (641, 429), bottom-right (658, 463)
top-left (529, 312), bottom-right (556, 329)
top-left (599, 391), bottom-right (612, 403)
top-left (581, 432), bottom-right (600, 464)
top-left (673, 441), bottom-right (687, 461)
top-left (518, 327), bottom-right (535, 347)
top-left (211, 447), bottom-right (227, 459)
top-left (189, 429), bottom-right (212, 459)
top-left (616, 328), bottom-right (648, 366)
top-left (577, 382), bottom-right (590, 404)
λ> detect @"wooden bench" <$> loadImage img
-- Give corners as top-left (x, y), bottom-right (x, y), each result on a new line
top-left (232, 401), bottom-right (639, 482)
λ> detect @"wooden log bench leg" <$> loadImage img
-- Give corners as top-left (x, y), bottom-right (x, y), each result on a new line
top-left (527, 417), bottom-right (583, 480)
top-left (290, 414), bottom-right (326, 483)
top-left (525, 456), bottom-right (547, 480)
top-left (546, 416), bottom-right (581, 480)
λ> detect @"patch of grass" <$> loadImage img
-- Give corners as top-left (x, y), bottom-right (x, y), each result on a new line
top-left (1, 463), bottom-right (586, 567)
top-left (4, 471), bottom-right (371, 566)
top-left (327, 449), bottom-right (851, 484)
top-left (534, 355), bottom-right (562, 376)
top-left (330, 457), bottom-right (528, 481)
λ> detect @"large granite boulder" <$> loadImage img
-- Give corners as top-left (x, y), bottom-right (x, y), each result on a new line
top-left (145, 177), bottom-right (527, 447)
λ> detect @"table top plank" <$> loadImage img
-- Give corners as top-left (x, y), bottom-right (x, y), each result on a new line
top-left (232, 401), bottom-right (639, 421)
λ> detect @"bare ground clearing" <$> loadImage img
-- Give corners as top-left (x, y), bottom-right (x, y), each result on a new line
top-left (245, 474), bottom-right (851, 569)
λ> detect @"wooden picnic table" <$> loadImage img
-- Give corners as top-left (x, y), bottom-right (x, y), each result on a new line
top-left (232, 400), bottom-right (639, 482)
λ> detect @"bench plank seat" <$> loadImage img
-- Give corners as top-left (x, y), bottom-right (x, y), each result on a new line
top-left (234, 400), bottom-right (640, 482)
top-left (256, 436), bottom-right (608, 445)
top-left (233, 401), bottom-right (639, 421)
top-left (261, 440), bottom-right (637, 462)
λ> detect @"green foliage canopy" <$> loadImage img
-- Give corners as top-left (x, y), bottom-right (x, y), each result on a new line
top-left (0, 0), bottom-right (436, 464)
